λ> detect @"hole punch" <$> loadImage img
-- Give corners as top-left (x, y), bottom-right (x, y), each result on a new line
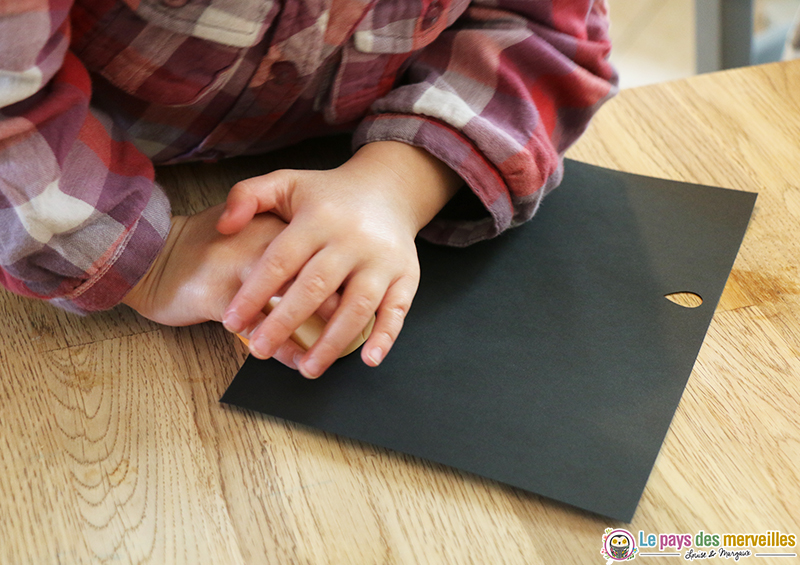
top-left (664, 292), bottom-right (703, 308)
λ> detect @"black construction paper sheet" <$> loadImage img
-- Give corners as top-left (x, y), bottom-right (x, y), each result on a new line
top-left (221, 160), bottom-right (756, 522)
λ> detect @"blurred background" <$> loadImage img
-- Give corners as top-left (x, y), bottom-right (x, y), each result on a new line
top-left (608, 0), bottom-right (800, 88)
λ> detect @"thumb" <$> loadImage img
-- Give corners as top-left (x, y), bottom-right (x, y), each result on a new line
top-left (217, 170), bottom-right (295, 234)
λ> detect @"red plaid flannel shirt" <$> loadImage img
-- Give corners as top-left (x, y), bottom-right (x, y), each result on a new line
top-left (0, 0), bottom-right (617, 313)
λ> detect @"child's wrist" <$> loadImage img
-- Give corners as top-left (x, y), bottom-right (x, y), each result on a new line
top-left (122, 214), bottom-right (187, 313)
top-left (352, 141), bottom-right (463, 232)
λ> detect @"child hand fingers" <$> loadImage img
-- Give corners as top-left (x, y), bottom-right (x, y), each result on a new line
top-left (316, 292), bottom-right (341, 320)
top-left (248, 250), bottom-right (352, 360)
top-left (216, 188), bottom-right (259, 234)
top-left (234, 309), bottom-right (307, 372)
top-left (251, 294), bottom-right (341, 372)
top-left (224, 224), bottom-right (320, 333)
top-left (271, 339), bottom-right (306, 371)
top-left (217, 171), bottom-right (294, 234)
top-left (361, 274), bottom-right (418, 367)
top-left (297, 274), bottom-right (386, 379)
top-left (236, 310), bottom-right (267, 340)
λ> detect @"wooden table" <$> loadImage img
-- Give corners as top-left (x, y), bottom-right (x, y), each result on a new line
top-left (2, 61), bottom-right (799, 564)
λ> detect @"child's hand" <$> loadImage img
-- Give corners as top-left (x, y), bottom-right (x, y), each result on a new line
top-left (122, 204), bottom-right (312, 370)
top-left (218, 141), bottom-right (462, 378)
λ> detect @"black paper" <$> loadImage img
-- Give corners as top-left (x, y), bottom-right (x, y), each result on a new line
top-left (221, 160), bottom-right (756, 521)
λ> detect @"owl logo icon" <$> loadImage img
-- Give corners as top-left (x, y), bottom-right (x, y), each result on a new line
top-left (600, 528), bottom-right (638, 563)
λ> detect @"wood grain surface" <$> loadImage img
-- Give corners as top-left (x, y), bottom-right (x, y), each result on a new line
top-left (1, 61), bottom-right (799, 564)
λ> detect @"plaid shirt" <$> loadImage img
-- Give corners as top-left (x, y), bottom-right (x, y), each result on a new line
top-left (0, 0), bottom-right (616, 314)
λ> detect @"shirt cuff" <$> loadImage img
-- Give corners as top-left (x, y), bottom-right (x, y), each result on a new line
top-left (50, 188), bottom-right (171, 315)
top-left (353, 113), bottom-right (544, 247)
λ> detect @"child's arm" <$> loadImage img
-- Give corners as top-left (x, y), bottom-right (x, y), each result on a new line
top-left (217, 0), bottom-right (618, 378)
top-left (353, 0), bottom-right (618, 247)
top-left (219, 0), bottom-right (617, 377)
top-left (0, 0), bottom-right (171, 314)
top-left (218, 141), bottom-right (462, 378)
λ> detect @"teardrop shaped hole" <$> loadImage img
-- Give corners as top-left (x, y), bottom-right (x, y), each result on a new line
top-left (664, 292), bottom-right (703, 308)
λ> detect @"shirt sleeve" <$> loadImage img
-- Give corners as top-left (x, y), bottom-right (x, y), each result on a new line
top-left (0, 0), bottom-right (171, 314)
top-left (352, 0), bottom-right (618, 246)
